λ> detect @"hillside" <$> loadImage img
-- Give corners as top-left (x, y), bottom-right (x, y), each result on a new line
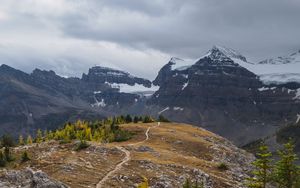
top-left (0, 122), bottom-right (254, 188)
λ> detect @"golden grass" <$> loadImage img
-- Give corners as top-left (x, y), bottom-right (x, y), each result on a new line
top-left (4, 122), bottom-right (248, 187)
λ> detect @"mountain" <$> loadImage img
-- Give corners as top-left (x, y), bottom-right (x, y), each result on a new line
top-left (0, 46), bottom-right (299, 150)
top-left (0, 64), bottom-right (154, 136)
top-left (150, 46), bottom-right (300, 146)
top-left (81, 66), bottom-right (158, 112)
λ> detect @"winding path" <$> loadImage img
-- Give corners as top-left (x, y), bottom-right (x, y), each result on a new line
top-left (96, 122), bottom-right (160, 188)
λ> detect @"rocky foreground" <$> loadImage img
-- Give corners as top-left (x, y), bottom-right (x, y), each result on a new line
top-left (0, 123), bottom-right (254, 187)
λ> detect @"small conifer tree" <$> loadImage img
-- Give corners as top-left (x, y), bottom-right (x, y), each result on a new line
top-left (158, 115), bottom-right (169, 122)
top-left (125, 114), bottom-right (132, 123)
top-left (4, 146), bottom-right (13, 162)
top-left (247, 144), bottom-right (272, 188)
top-left (21, 151), bottom-right (30, 162)
top-left (18, 135), bottom-right (24, 145)
top-left (35, 129), bottom-right (43, 143)
top-left (183, 178), bottom-right (191, 188)
top-left (26, 135), bottom-right (33, 145)
top-left (1, 134), bottom-right (15, 162)
top-left (273, 141), bottom-right (300, 188)
top-left (43, 130), bottom-right (49, 142)
top-left (143, 116), bottom-right (154, 123)
top-left (0, 151), bottom-right (6, 167)
top-left (133, 116), bottom-right (139, 123)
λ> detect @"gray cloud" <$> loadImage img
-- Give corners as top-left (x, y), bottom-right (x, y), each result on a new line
top-left (0, 0), bottom-right (299, 79)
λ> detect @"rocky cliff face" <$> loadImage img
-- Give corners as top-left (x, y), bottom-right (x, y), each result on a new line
top-left (82, 66), bottom-right (152, 87)
top-left (81, 66), bottom-right (155, 110)
top-left (0, 65), bottom-right (153, 136)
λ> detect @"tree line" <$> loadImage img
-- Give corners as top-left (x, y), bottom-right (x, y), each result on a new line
top-left (0, 114), bottom-right (169, 167)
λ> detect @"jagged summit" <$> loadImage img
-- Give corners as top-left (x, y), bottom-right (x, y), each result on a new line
top-left (202, 45), bottom-right (248, 64)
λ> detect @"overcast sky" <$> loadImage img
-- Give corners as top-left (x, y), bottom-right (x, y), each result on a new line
top-left (0, 0), bottom-right (299, 79)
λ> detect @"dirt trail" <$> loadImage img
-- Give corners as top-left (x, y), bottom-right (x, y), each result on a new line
top-left (96, 122), bottom-right (160, 188)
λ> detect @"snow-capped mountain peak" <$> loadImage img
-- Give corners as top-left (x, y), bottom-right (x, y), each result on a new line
top-left (204, 45), bottom-right (247, 63)
top-left (197, 45), bottom-right (250, 68)
top-left (259, 49), bottom-right (300, 65)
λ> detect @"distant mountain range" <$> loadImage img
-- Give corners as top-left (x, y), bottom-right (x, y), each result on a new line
top-left (0, 46), bottom-right (299, 151)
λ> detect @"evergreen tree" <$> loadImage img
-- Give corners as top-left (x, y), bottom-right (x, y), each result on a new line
top-left (247, 144), bottom-right (273, 188)
top-left (125, 114), bottom-right (133, 123)
top-left (93, 129), bottom-right (103, 142)
top-left (139, 116), bottom-right (143, 122)
top-left (43, 130), bottom-right (49, 142)
top-left (0, 151), bottom-right (6, 167)
top-left (183, 178), bottom-right (191, 188)
top-left (182, 178), bottom-right (203, 188)
top-left (143, 116), bottom-right (154, 123)
top-left (1, 134), bottom-right (15, 147)
top-left (26, 135), bottom-right (33, 145)
top-left (1, 135), bottom-right (15, 162)
top-left (273, 141), bottom-right (300, 188)
top-left (84, 127), bottom-right (93, 141)
top-left (47, 130), bottom-right (54, 140)
top-left (54, 130), bottom-right (61, 140)
top-left (120, 115), bottom-right (125, 123)
top-left (158, 115), bottom-right (169, 122)
top-left (4, 146), bottom-right (13, 162)
top-left (134, 116), bottom-right (139, 123)
top-left (18, 135), bottom-right (24, 145)
top-left (35, 129), bottom-right (43, 143)
top-left (21, 151), bottom-right (30, 162)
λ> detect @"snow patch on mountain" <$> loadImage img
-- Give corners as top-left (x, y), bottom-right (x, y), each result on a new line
top-left (182, 81), bottom-right (189, 90)
top-left (296, 114), bottom-right (300, 124)
top-left (173, 107), bottom-right (184, 111)
top-left (258, 87), bottom-right (276, 91)
top-left (169, 57), bottom-right (194, 71)
top-left (259, 50), bottom-right (300, 65)
top-left (259, 73), bottom-right (300, 84)
top-left (106, 82), bottom-right (159, 93)
top-left (92, 97), bottom-right (106, 107)
top-left (242, 50), bottom-right (300, 84)
top-left (293, 89), bottom-right (300, 100)
top-left (158, 107), bottom-right (169, 114)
